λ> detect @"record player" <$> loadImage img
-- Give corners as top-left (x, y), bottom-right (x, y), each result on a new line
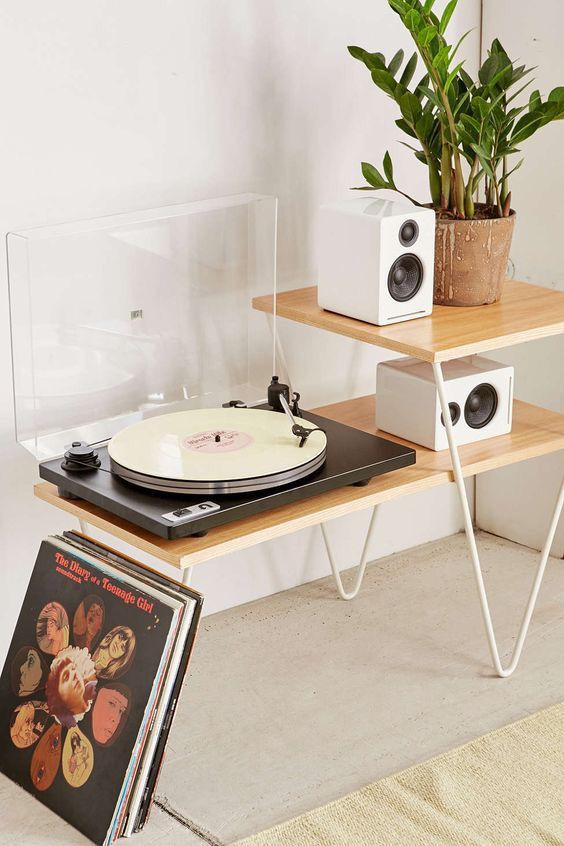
top-left (8, 194), bottom-right (415, 539)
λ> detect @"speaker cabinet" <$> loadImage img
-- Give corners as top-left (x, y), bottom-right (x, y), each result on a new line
top-left (376, 355), bottom-right (514, 451)
top-left (317, 197), bottom-right (435, 326)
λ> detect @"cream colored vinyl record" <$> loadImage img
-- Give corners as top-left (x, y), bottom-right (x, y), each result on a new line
top-left (108, 407), bottom-right (327, 494)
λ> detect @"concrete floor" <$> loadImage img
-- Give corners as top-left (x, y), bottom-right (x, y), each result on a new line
top-left (1, 530), bottom-right (564, 846)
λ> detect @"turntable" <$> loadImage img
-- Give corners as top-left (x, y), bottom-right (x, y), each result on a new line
top-left (8, 194), bottom-right (415, 540)
top-left (37, 379), bottom-right (414, 538)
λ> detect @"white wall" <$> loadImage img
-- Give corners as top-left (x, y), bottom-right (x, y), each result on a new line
top-left (0, 1), bottom-right (481, 661)
top-left (476, 1), bottom-right (564, 555)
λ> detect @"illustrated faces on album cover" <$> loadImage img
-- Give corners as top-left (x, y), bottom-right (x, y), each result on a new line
top-left (0, 539), bottom-right (179, 844)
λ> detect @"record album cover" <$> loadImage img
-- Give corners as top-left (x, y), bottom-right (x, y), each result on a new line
top-left (0, 538), bottom-right (178, 844)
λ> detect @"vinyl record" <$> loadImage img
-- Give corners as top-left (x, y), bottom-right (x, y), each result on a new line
top-left (108, 408), bottom-right (327, 494)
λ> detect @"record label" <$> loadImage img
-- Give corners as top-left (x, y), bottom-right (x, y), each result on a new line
top-left (182, 430), bottom-right (253, 454)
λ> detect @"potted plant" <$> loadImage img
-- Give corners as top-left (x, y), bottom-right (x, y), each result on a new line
top-left (349, 0), bottom-right (564, 306)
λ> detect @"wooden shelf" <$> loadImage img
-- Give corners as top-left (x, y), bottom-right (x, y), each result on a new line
top-left (34, 396), bottom-right (564, 571)
top-left (252, 281), bottom-right (564, 362)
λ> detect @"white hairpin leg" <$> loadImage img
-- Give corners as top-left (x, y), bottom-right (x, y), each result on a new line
top-left (321, 505), bottom-right (380, 600)
top-left (433, 361), bottom-right (564, 678)
top-left (78, 518), bottom-right (89, 535)
top-left (182, 567), bottom-right (193, 587)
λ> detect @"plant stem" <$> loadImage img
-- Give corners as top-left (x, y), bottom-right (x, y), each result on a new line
top-left (500, 156), bottom-right (508, 206)
top-left (415, 41), bottom-right (466, 216)
top-left (426, 155), bottom-right (442, 206)
top-left (493, 176), bottom-right (503, 217)
top-left (464, 156), bottom-right (478, 218)
top-left (440, 139), bottom-right (451, 210)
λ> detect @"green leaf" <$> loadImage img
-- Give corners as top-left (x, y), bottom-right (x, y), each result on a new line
top-left (399, 52), bottom-right (418, 87)
top-left (444, 61), bottom-right (464, 93)
top-left (439, 0), bottom-right (458, 35)
top-left (371, 68), bottom-right (398, 97)
top-left (388, 49), bottom-right (405, 76)
top-left (399, 140), bottom-right (422, 154)
top-left (414, 73), bottom-right (430, 100)
top-left (471, 141), bottom-right (492, 159)
top-left (449, 29), bottom-right (472, 66)
top-left (396, 118), bottom-right (418, 138)
top-left (433, 44), bottom-right (450, 72)
top-left (419, 24), bottom-right (438, 47)
top-left (415, 111), bottom-right (435, 139)
top-left (459, 67), bottom-right (474, 90)
top-left (423, 0), bottom-right (436, 11)
top-left (418, 85), bottom-right (442, 109)
top-left (503, 158), bottom-right (524, 181)
top-left (509, 64), bottom-right (536, 87)
top-left (460, 114), bottom-right (481, 135)
top-left (548, 86), bottom-right (564, 103)
top-left (529, 89), bottom-right (542, 113)
top-left (470, 145), bottom-right (495, 180)
top-left (472, 96), bottom-right (490, 121)
top-left (400, 91), bottom-right (423, 126)
top-left (383, 151), bottom-right (394, 183)
top-left (405, 8), bottom-right (422, 32)
top-left (361, 162), bottom-right (389, 189)
top-left (490, 38), bottom-right (508, 57)
top-left (487, 58), bottom-right (517, 91)
top-left (511, 110), bottom-right (544, 143)
top-left (505, 79), bottom-right (534, 107)
top-left (479, 53), bottom-right (501, 86)
top-left (547, 87), bottom-right (564, 117)
top-left (453, 88), bottom-right (472, 118)
top-left (348, 46), bottom-right (386, 72)
top-left (347, 46), bottom-right (365, 62)
top-left (388, 0), bottom-right (409, 15)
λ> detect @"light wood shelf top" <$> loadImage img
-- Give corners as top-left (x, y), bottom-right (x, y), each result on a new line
top-left (252, 281), bottom-right (564, 362)
top-left (34, 396), bottom-right (564, 570)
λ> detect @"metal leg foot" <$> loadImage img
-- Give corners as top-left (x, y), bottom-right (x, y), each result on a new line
top-left (321, 506), bottom-right (380, 600)
top-left (433, 361), bottom-right (564, 677)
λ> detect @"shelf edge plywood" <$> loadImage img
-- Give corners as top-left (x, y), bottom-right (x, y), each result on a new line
top-left (253, 281), bottom-right (564, 362)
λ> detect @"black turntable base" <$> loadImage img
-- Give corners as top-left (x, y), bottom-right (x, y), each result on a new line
top-left (39, 407), bottom-right (415, 539)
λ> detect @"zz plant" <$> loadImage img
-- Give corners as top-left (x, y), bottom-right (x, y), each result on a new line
top-left (349, 0), bottom-right (564, 219)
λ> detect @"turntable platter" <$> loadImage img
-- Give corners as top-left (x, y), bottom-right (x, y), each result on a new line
top-left (108, 407), bottom-right (327, 494)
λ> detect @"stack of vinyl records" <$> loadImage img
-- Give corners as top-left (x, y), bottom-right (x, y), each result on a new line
top-left (0, 532), bottom-right (202, 844)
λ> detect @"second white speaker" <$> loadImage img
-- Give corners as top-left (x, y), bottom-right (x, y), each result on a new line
top-left (376, 355), bottom-right (514, 451)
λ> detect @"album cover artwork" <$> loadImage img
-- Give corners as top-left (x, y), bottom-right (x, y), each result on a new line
top-left (0, 538), bottom-right (178, 844)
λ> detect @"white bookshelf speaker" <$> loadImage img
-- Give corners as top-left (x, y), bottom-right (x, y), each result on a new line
top-left (317, 197), bottom-right (435, 326)
top-left (376, 355), bottom-right (514, 451)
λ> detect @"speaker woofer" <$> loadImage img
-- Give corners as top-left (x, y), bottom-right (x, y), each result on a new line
top-left (440, 402), bottom-right (461, 427)
top-left (387, 254), bottom-right (423, 302)
top-left (464, 383), bottom-right (498, 429)
top-left (399, 219), bottom-right (419, 247)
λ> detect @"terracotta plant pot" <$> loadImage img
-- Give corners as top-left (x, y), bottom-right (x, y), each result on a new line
top-left (433, 210), bottom-right (516, 306)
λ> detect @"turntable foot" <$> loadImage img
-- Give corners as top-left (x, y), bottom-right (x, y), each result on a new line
top-left (352, 479), bottom-right (371, 487)
top-left (190, 530), bottom-right (208, 537)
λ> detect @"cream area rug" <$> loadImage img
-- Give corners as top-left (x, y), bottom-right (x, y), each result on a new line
top-left (235, 703), bottom-right (564, 846)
